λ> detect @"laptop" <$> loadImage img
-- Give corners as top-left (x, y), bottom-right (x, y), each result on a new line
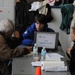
top-left (34, 32), bottom-right (59, 52)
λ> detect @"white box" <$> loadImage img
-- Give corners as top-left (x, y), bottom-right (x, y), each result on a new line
top-left (4, 0), bottom-right (16, 7)
top-left (0, 7), bottom-right (15, 21)
top-left (0, 0), bottom-right (4, 7)
top-left (41, 61), bottom-right (65, 70)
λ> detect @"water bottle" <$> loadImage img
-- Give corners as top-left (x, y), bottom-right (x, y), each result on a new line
top-left (33, 43), bottom-right (39, 61)
top-left (41, 47), bottom-right (47, 61)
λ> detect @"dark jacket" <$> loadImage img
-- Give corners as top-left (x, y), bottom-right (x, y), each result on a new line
top-left (21, 23), bottom-right (54, 46)
top-left (54, 0), bottom-right (62, 6)
top-left (44, 4), bottom-right (53, 23)
top-left (60, 4), bottom-right (74, 34)
top-left (68, 0), bottom-right (74, 4)
top-left (69, 42), bottom-right (75, 73)
top-left (15, 2), bottom-right (35, 35)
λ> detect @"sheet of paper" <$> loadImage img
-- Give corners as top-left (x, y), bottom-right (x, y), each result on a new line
top-left (50, 53), bottom-right (64, 58)
top-left (31, 61), bottom-right (42, 67)
top-left (46, 54), bottom-right (61, 61)
top-left (46, 53), bottom-right (64, 58)
top-left (36, 33), bottom-right (56, 48)
top-left (46, 53), bottom-right (64, 61)
top-left (44, 66), bottom-right (67, 71)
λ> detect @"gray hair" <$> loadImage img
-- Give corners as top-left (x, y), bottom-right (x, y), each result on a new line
top-left (0, 19), bottom-right (14, 33)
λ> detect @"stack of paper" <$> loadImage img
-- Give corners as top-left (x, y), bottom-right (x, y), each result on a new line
top-left (46, 53), bottom-right (64, 61)
top-left (41, 61), bottom-right (64, 69)
top-left (31, 53), bottom-right (67, 71)
top-left (41, 61), bottom-right (67, 71)
top-left (41, 53), bottom-right (67, 71)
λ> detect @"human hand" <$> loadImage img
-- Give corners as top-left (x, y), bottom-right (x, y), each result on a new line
top-left (14, 31), bottom-right (20, 39)
top-left (25, 46), bottom-right (32, 53)
top-left (67, 47), bottom-right (72, 55)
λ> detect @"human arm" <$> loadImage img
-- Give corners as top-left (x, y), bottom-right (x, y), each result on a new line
top-left (21, 23), bottom-right (36, 46)
top-left (66, 47), bottom-right (72, 59)
top-left (22, 23), bottom-right (35, 39)
top-left (0, 35), bottom-right (32, 61)
top-left (67, 48), bottom-right (72, 55)
top-left (70, 44), bottom-right (75, 62)
top-left (22, 24), bottom-right (32, 39)
top-left (22, 29), bottom-right (34, 46)
top-left (21, 39), bottom-right (34, 46)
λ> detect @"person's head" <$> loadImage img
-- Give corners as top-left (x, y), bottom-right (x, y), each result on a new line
top-left (35, 14), bottom-right (47, 31)
top-left (0, 19), bottom-right (14, 38)
top-left (70, 25), bottom-right (75, 41)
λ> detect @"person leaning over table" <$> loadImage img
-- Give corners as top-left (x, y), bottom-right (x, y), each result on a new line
top-left (0, 19), bottom-right (32, 75)
top-left (66, 25), bottom-right (75, 75)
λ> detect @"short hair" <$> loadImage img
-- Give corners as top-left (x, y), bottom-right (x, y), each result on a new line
top-left (0, 19), bottom-right (14, 33)
top-left (35, 14), bottom-right (47, 24)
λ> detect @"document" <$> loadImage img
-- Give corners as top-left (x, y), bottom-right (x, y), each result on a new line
top-left (31, 61), bottom-right (42, 67)
top-left (36, 33), bottom-right (56, 48)
top-left (44, 66), bottom-right (67, 71)
top-left (46, 54), bottom-right (61, 61)
top-left (46, 53), bottom-right (64, 61)
top-left (49, 53), bottom-right (64, 58)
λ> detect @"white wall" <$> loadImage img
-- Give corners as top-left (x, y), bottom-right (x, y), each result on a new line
top-left (0, 0), bottom-right (15, 22)
top-left (48, 8), bottom-right (72, 58)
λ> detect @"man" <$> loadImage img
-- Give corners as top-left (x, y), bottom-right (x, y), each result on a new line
top-left (0, 19), bottom-right (32, 75)
top-left (21, 14), bottom-right (54, 46)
